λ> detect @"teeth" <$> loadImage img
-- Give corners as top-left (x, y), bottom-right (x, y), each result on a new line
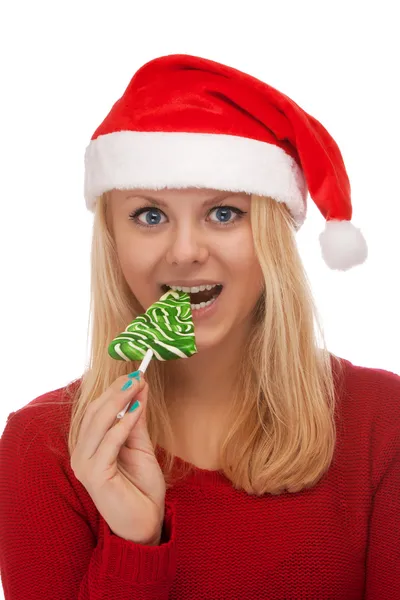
top-left (167, 284), bottom-right (221, 293)
top-left (191, 297), bottom-right (217, 310)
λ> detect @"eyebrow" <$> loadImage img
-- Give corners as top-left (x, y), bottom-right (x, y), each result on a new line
top-left (125, 192), bottom-right (234, 208)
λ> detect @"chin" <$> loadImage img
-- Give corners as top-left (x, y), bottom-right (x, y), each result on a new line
top-left (190, 327), bottom-right (227, 354)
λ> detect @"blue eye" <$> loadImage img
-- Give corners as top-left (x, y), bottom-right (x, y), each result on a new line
top-left (209, 206), bottom-right (238, 223)
top-left (129, 205), bottom-right (246, 228)
top-left (130, 208), bottom-right (167, 227)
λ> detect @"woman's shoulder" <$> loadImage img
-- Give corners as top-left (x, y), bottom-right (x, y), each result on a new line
top-left (336, 355), bottom-right (400, 452)
top-left (338, 355), bottom-right (400, 399)
top-left (1, 378), bottom-right (81, 457)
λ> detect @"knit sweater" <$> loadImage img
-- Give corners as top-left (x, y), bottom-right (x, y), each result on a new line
top-left (0, 357), bottom-right (399, 599)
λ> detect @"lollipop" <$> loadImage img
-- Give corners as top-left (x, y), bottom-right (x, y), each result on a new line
top-left (108, 289), bottom-right (197, 418)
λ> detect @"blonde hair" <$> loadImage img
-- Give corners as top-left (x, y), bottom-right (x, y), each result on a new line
top-left (60, 191), bottom-right (344, 496)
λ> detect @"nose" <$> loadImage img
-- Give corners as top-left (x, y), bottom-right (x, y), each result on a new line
top-left (165, 223), bottom-right (209, 266)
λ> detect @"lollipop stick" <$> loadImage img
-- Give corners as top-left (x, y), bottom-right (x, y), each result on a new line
top-left (138, 347), bottom-right (154, 374)
top-left (117, 349), bottom-right (154, 419)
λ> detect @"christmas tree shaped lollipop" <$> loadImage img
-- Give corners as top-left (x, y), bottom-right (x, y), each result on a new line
top-left (108, 289), bottom-right (197, 418)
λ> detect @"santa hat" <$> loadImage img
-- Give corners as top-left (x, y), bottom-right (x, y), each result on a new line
top-left (84, 54), bottom-right (368, 271)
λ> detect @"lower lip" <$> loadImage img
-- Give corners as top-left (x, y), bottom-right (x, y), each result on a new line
top-left (191, 289), bottom-right (223, 322)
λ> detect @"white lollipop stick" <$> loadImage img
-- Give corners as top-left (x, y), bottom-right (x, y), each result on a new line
top-left (117, 348), bottom-right (154, 419)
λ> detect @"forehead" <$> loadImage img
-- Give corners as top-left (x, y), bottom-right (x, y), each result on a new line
top-left (112, 187), bottom-right (248, 201)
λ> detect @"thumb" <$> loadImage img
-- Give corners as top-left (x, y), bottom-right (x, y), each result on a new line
top-left (135, 379), bottom-right (149, 422)
top-left (125, 380), bottom-right (152, 448)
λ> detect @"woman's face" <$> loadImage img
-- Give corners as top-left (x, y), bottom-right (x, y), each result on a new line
top-left (109, 188), bottom-right (264, 352)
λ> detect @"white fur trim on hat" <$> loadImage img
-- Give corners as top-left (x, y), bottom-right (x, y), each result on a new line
top-left (84, 131), bottom-right (308, 226)
top-left (319, 219), bottom-right (368, 271)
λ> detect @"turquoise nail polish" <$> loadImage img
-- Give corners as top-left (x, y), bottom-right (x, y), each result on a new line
top-left (127, 370), bottom-right (141, 380)
top-left (121, 380), bottom-right (133, 391)
top-left (128, 400), bottom-right (140, 413)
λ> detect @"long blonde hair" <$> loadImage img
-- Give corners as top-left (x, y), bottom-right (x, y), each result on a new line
top-left (60, 191), bottom-right (344, 496)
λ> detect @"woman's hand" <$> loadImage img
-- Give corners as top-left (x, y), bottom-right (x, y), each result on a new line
top-left (70, 374), bottom-right (166, 545)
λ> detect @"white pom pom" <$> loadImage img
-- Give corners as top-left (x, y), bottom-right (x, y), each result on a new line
top-left (319, 220), bottom-right (368, 271)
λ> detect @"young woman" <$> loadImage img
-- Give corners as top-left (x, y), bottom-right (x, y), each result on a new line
top-left (1, 53), bottom-right (399, 600)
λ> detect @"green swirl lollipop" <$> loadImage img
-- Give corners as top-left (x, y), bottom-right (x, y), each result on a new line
top-left (108, 289), bottom-right (197, 363)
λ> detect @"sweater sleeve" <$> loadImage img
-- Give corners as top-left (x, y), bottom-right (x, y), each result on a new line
top-left (0, 410), bottom-right (177, 599)
top-left (365, 442), bottom-right (400, 599)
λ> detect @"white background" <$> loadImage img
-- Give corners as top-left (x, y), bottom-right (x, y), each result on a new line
top-left (2, 0), bottom-right (400, 428)
top-left (0, 1), bottom-right (399, 593)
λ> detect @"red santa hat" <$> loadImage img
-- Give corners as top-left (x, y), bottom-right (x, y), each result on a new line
top-left (84, 53), bottom-right (368, 271)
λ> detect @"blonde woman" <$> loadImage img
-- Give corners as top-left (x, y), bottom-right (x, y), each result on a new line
top-left (1, 54), bottom-right (399, 600)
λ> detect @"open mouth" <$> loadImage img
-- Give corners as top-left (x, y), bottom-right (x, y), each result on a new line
top-left (161, 284), bottom-right (223, 307)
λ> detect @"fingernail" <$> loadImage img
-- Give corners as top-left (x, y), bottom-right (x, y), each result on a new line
top-left (127, 370), bottom-right (141, 381)
top-left (128, 400), bottom-right (140, 413)
top-left (121, 380), bottom-right (133, 391)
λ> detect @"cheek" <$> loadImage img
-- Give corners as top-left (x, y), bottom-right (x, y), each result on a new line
top-left (119, 254), bottom-right (143, 281)
top-left (224, 240), bottom-right (264, 297)
top-left (219, 235), bottom-right (261, 276)
top-left (114, 235), bottom-right (152, 290)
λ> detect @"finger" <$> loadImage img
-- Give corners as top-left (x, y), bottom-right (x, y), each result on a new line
top-left (74, 375), bottom-right (145, 463)
top-left (124, 382), bottom-right (152, 450)
top-left (78, 374), bottom-right (145, 440)
top-left (94, 398), bottom-right (144, 477)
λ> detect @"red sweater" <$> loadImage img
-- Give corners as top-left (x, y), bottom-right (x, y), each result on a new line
top-left (0, 357), bottom-right (399, 599)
